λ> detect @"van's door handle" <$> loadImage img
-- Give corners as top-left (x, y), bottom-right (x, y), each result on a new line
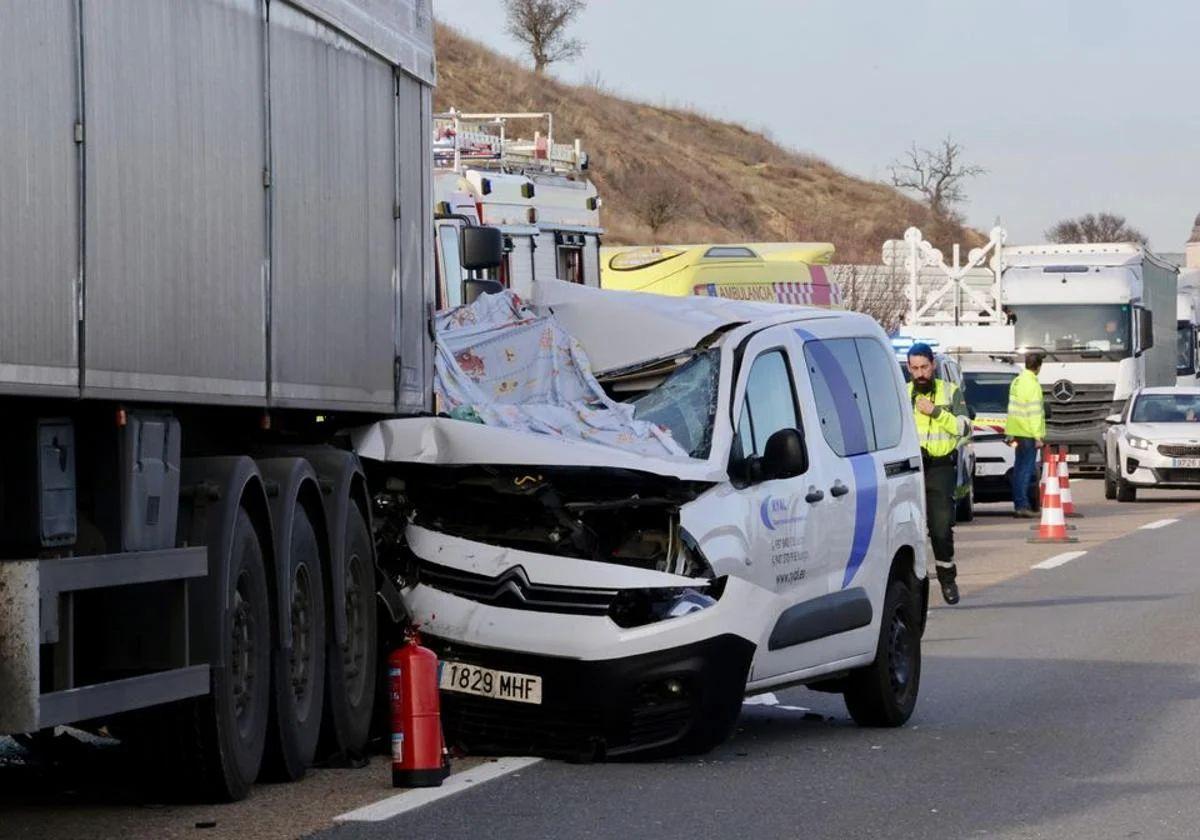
top-left (805, 489), bottom-right (824, 504)
top-left (830, 481), bottom-right (850, 498)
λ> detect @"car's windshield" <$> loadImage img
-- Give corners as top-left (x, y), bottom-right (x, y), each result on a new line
top-left (964, 371), bottom-right (1016, 414)
top-left (1177, 321), bottom-right (1195, 375)
top-left (1130, 394), bottom-right (1200, 423)
top-left (626, 349), bottom-right (721, 458)
top-left (1008, 303), bottom-right (1132, 357)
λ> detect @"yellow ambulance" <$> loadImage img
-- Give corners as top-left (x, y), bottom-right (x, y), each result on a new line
top-left (600, 242), bottom-right (842, 307)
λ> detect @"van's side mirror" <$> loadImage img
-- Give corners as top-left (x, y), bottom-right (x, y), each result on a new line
top-left (761, 428), bottom-right (809, 481)
top-left (463, 278), bottom-right (504, 305)
top-left (461, 225), bottom-right (503, 270)
top-left (1105, 413), bottom-right (1122, 425)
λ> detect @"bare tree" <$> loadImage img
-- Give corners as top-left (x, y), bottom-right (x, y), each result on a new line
top-left (633, 175), bottom-right (687, 238)
top-left (504, 0), bottom-right (586, 73)
top-left (889, 136), bottom-right (986, 221)
top-left (1045, 212), bottom-right (1147, 245)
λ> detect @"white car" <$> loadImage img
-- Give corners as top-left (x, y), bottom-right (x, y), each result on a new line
top-left (1104, 386), bottom-right (1200, 501)
top-left (359, 283), bottom-right (929, 758)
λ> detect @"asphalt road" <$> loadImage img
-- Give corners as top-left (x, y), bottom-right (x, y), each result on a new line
top-left (4, 483), bottom-right (1200, 839)
top-left (318, 494), bottom-right (1200, 840)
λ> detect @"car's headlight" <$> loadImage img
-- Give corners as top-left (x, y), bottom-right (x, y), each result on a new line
top-left (607, 582), bottom-right (723, 628)
top-left (1125, 433), bottom-right (1153, 450)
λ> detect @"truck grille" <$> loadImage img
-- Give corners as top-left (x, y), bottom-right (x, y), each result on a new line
top-left (1157, 444), bottom-right (1200, 458)
top-left (1043, 383), bottom-right (1117, 431)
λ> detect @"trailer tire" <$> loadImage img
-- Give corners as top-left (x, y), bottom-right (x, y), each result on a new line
top-left (167, 507), bottom-right (272, 801)
top-left (843, 579), bottom-right (920, 727)
top-left (322, 505), bottom-right (377, 758)
top-left (262, 502), bottom-right (327, 782)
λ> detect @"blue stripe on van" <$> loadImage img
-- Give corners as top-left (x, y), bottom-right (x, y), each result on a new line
top-left (793, 330), bottom-right (879, 588)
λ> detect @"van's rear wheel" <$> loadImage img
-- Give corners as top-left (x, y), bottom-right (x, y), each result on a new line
top-left (322, 506), bottom-right (377, 757)
top-left (843, 579), bottom-right (920, 727)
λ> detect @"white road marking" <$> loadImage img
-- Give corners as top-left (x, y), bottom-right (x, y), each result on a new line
top-left (743, 692), bottom-right (779, 706)
top-left (777, 705), bottom-right (811, 712)
top-left (1139, 518), bottom-right (1179, 530)
top-left (334, 757), bottom-right (542, 823)
top-left (1032, 550), bottom-right (1087, 570)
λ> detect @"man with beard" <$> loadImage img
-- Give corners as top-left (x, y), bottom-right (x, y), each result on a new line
top-left (907, 343), bottom-right (969, 605)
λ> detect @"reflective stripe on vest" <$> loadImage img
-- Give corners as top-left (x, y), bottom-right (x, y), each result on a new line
top-left (908, 378), bottom-right (961, 458)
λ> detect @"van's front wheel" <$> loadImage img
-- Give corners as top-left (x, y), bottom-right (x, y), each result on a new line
top-left (843, 579), bottom-right (920, 727)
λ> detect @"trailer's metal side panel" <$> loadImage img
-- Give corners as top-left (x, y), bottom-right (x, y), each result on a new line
top-left (1146, 260), bottom-right (1179, 389)
top-left (0, 0), bottom-right (80, 395)
top-left (395, 72), bottom-right (432, 411)
top-left (268, 3), bottom-right (397, 411)
top-left (290, 0), bottom-right (434, 84)
top-left (534, 232), bottom-right (558, 283)
top-left (82, 0), bottom-right (267, 403)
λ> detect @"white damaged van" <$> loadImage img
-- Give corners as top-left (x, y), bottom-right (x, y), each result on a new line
top-left (356, 282), bottom-right (928, 758)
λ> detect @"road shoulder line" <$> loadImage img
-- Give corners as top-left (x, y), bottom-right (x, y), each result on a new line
top-left (1032, 550), bottom-right (1087, 570)
top-left (334, 757), bottom-right (543, 823)
top-left (1139, 518), bottom-right (1179, 530)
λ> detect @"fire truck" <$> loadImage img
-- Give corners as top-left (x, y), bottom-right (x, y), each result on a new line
top-left (433, 111), bottom-right (602, 306)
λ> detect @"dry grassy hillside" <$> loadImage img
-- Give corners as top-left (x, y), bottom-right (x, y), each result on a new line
top-left (434, 25), bottom-right (981, 263)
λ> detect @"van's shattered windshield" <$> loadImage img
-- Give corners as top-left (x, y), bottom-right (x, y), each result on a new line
top-left (627, 350), bottom-right (721, 459)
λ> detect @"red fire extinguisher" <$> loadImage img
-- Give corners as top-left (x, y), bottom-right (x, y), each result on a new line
top-left (389, 629), bottom-right (448, 788)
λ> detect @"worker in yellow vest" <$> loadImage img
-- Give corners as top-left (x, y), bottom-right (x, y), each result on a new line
top-left (907, 344), bottom-right (970, 605)
top-left (1006, 353), bottom-right (1046, 518)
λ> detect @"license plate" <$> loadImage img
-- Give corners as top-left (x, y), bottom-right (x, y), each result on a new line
top-left (439, 661), bottom-right (543, 705)
top-left (1173, 458), bottom-right (1200, 468)
top-left (1065, 454), bottom-right (1081, 463)
top-left (975, 462), bottom-right (1007, 477)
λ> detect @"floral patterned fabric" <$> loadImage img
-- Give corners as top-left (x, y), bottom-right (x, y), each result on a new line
top-left (434, 292), bottom-right (688, 458)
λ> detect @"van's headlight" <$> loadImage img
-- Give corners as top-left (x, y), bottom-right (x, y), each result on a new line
top-left (607, 581), bottom-right (724, 628)
top-left (1125, 433), bottom-right (1153, 450)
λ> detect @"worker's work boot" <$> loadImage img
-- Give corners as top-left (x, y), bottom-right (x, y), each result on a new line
top-left (937, 569), bottom-right (960, 605)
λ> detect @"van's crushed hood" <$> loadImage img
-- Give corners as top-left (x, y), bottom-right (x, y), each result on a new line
top-left (353, 416), bottom-right (725, 483)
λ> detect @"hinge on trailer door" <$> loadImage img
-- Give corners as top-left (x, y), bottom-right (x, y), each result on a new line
top-left (73, 122), bottom-right (84, 144)
top-left (427, 302), bottom-right (436, 341)
top-left (262, 168), bottom-right (271, 188)
top-left (394, 203), bottom-right (402, 220)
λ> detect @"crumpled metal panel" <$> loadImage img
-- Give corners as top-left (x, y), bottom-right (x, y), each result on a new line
top-left (82, 0), bottom-right (268, 403)
top-left (290, 0), bottom-right (435, 84)
top-left (269, 2), bottom-right (397, 410)
top-left (0, 0), bottom-right (79, 394)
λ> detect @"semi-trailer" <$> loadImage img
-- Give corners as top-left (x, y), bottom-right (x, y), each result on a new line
top-left (0, 0), bottom-right (499, 801)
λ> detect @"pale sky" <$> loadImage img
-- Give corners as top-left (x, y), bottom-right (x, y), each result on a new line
top-left (434, 0), bottom-right (1196, 251)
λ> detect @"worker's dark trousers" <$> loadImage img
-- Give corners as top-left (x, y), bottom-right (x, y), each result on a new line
top-left (924, 460), bottom-right (957, 583)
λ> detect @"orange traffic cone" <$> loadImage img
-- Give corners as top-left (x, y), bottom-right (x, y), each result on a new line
top-left (1029, 456), bottom-right (1078, 543)
top-left (1057, 446), bottom-right (1082, 518)
top-left (1039, 444), bottom-right (1053, 495)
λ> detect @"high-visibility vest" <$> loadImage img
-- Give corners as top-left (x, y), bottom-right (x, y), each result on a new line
top-left (908, 379), bottom-right (965, 458)
top-left (1007, 368), bottom-right (1045, 440)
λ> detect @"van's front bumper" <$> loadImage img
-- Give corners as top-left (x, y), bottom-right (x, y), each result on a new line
top-left (401, 524), bottom-right (768, 756)
top-left (426, 633), bottom-right (754, 758)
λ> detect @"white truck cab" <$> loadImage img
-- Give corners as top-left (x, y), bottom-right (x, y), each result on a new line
top-left (433, 111), bottom-right (601, 309)
top-left (358, 285), bottom-right (929, 758)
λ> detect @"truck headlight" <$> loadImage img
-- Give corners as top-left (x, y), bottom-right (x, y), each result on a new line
top-left (1125, 433), bottom-right (1153, 451)
top-left (607, 582), bottom-right (723, 628)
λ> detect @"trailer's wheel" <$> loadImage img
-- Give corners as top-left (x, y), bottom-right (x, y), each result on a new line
top-left (263, 503), bottom-right (327, 781)
top-left (843, 579), bottom-right (920, 727)
top-left (322, 505), bottom-right (377, 756)
top-left (166, 507), bottom-right (273, 801)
